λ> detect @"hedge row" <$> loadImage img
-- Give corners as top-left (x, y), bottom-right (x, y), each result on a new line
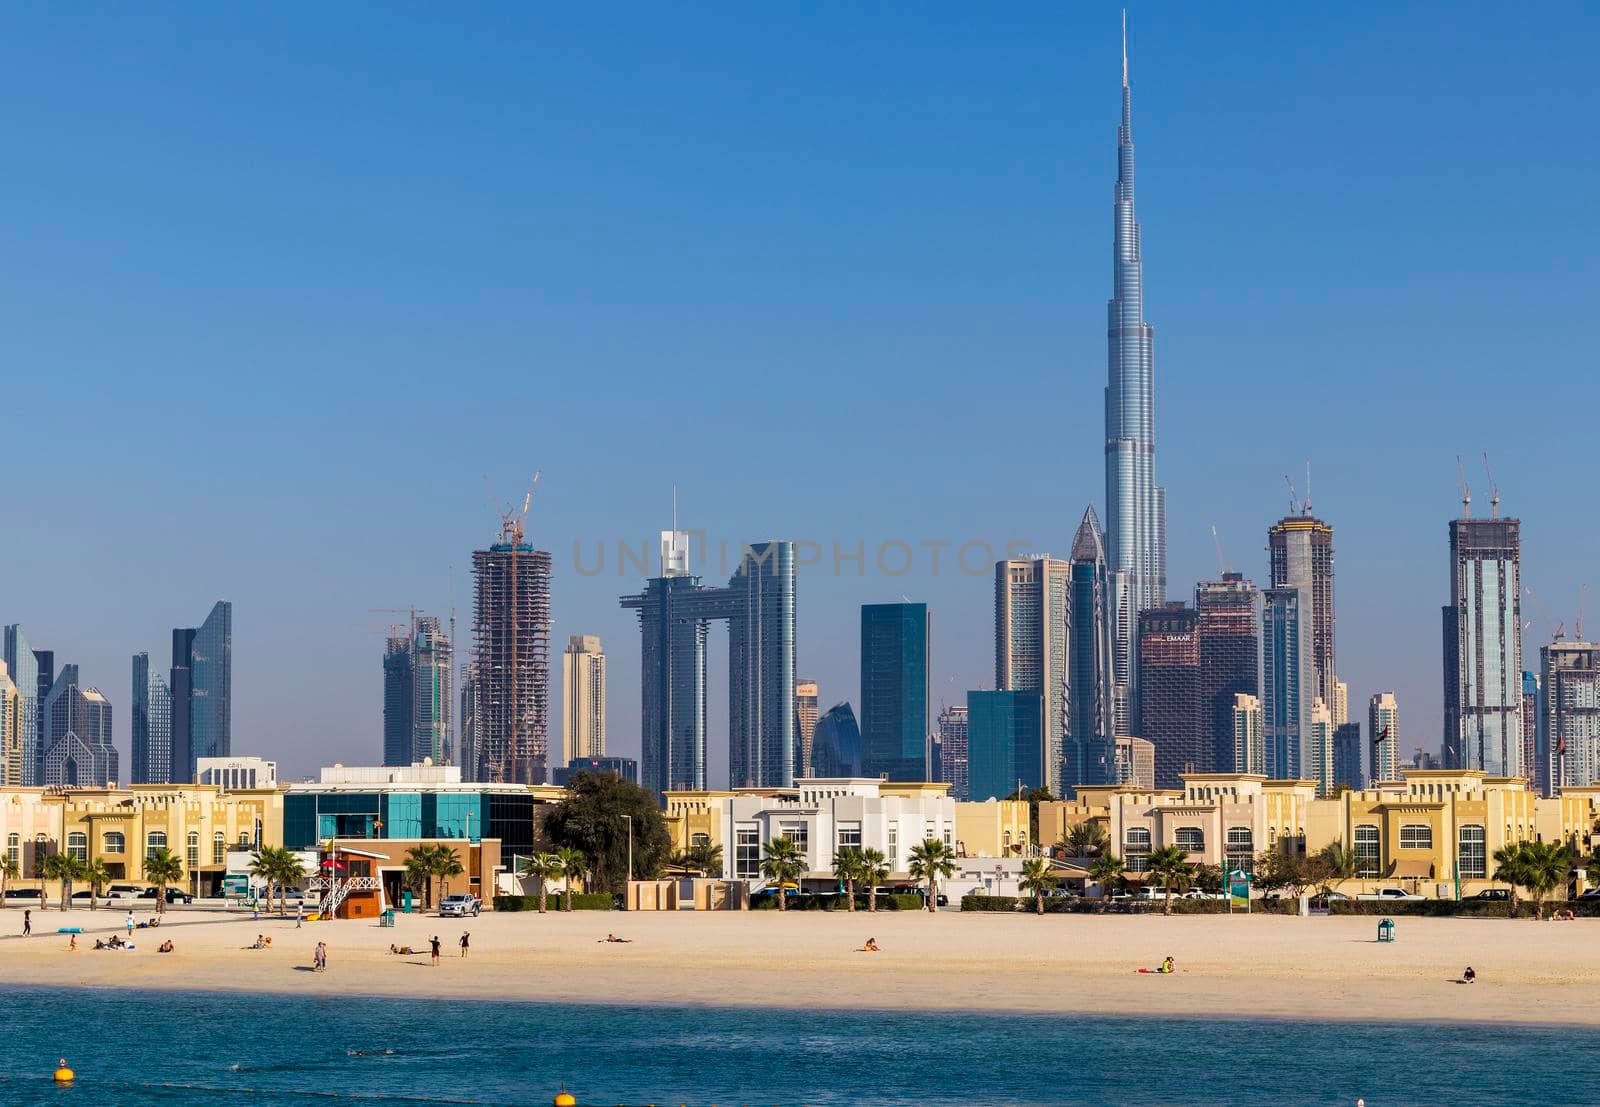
top-left (751, 893), bottom-right (925, 912)
top-left (1326, 899), bottom-right (1600, 918)
top-left (958, 894), bottom-right (1598, 918)
top-left (493, 893), bottom-right (617, 912)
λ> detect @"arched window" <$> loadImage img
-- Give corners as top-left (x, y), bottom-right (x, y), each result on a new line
top-left (213, 831), bottom-right (226, 865)
top-left (1459, 825), bottom-right (1486, 879)
top-left (1225, 827), bottom-right (1253, 872)
top-left (1175, 827), bottom-right (1205, 854)
top-left (1125, 827), bottom-right (1153, 872)
top-left (146, 831), bottom-right (167, 860)
top-left (6, 832), bottom-right (19, 869)
top-left (1399, 824), bottom-right (1432, 850)
top-left (103, 831), bottom-right (125, 855)
top-left (1353, 825), bottom-right (1381, 877)
top-left (67, 832), bottom-right (87, 862)
top-left (186, 830), bottom-right (201, 869)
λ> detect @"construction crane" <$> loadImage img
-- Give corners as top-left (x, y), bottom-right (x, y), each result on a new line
top-left (1211, 525), bottom-right (1230, 575)
top-left (484, 470), bottom-right (542, 547)
top-left (1481, 453), bottom-right (1500, 519)
top-left (1455, 456), bottom-right (1471, 520)
top-left (1579, 583), bottom-right (1587, 643)
top-left (1283, 474), bottom-right (1301, 516)
top-left (1523, 584), bottom-right (1563, 643)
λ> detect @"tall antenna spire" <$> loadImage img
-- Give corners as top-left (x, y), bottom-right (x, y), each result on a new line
top-left (1122, 8), bottom-right (1128, 87)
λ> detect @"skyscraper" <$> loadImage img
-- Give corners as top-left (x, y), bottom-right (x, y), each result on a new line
top-left (1522, 670), bottom-right (1541, 794)
top-left (994, 557), bottom-right (1071, 794)
top-left (1540, 640), bottom-right (1599, 793)
top-left (1306, 697), bottom-right (1335, 796)
top-left (1066, 507), bottom-right (1116, 792)
top-left (1262, 584), bottom-right (1315, 779)
top-left (131, 652), bottom-right (172, 785)
top-left (472, 518), bottom-right (552, 784)
top-left (622, 535), bottom-right (797, 794)
top-left (382, 633), bottom-right (414, 767)
top-left (810, 702), bottom-right (863, 778)
top-left (1442, 516), bottom-right (1523, 775)
top-left (1231, 693), bottom-right (1264, 775)
top-left (1369, 691), bottom-right (1400, 784)
top-left (967, 690), bottom-right (1043, 801)
top-left (0, 661), bottom-right (22, 787)
top-left (1268, 514), bottom-right (1337, 707)
top-left (1332, 723), bottom-right (1363, 791)
top-left (1137, 602), bottom-right (1202, 787)
top-left (169, 601), bottom-right (231, 783)
top-left (1, 626), bottom-right (39, 785)
top-left (561, 634), bottom-right (607, 764)
top-left (936, 703), bottom-right (970, 801)
top-left (794, 678), bottom-right (820, 779)
top-left (41, 664), bottom-right (117, 787)
top-left (1196, 574), bottom-right (1260, 772)
top-left (1104, 24), bottom-right (1167, 739)
top-left (860, 603), bottom-right (930, 782)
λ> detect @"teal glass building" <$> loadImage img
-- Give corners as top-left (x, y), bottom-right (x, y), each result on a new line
top-left (860, 602), bottom-right (930, 782)
top-left (967, 690), bottom-right (1043, 802)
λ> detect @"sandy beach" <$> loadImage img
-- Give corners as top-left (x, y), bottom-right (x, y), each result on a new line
top-left (2, 905), bottom-right (1596, 1026)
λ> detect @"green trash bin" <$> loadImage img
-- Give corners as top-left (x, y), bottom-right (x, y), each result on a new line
top-left (403, 890), bottom-right (413, 913)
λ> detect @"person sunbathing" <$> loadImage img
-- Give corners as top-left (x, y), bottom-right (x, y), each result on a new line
top-left (158, 940), bottom-right (174, 953)
top-left (858, 938), bottom-right (880, 952)
top-left (598, 934), bottom-right (632, 943)
top-left (389, 944), bottom-right (417, 955)
top-left (1463, 966), bottom-right (1476, 983)
top-left (248, 935), bottom-right (267, 949)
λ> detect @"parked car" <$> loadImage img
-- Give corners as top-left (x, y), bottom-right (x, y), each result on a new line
top-left (1180, 890), bottom-right (1228, 900)
top-left (1576, 889), bottom-right (1600, 901)
top-left (138, 887), bottom-right (194, 905)
top-left (105, 884), bottom-right (144, 902)
top-left (1356, 887), bottom-right (1426, 902)
top-left (1471, 889), bottom-right (1511, 901)
top-left (3, 888), bottom-right (43, 902)
top-left (69, 890), bottom-right (101, 905)
top-left (439, 893), bottom-right (481, 918)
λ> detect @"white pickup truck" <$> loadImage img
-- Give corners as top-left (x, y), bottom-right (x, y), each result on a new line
top-left (1356, 887), bottom-right (1425, 902)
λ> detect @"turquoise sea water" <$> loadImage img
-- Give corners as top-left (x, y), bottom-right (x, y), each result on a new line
top-left (0, 986), bottom-right (1592, 1106)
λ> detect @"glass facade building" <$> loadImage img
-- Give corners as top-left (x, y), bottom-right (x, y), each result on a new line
top-left (859, 603), bottom-right (930, 782)
top-left (810, 702), bottom-right (863, 778)
top-left (131, 652), bottom-right (172, 785)
top-left (622, 536), bottom-right (797, 794)
top-left (1443, 518), bottom-right (1523, 777)
top-left (967, 690), bottom-right (1043, 802)
top-left (995, 557), bottom-right (1071, 795)
top-left (1066, 507), bottom-right (1116, 793)
top-left (1104, 34), bottom-right (1167, 740)
top-left (284, 789), bottom-right (488, 850)
top-left (1262, 584), bottom-right (1315, 780)
top-left (171, 600), bottom-right (232, 782)
top-left (2, 626), bottom-right (40, 785)
top-left (1136, 602), bottom-right (1202, 788)
top-left (1197, 574), bottom-right (1260, 773)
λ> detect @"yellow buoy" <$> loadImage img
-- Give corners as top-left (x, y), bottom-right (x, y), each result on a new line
top-left (53, 1058), bottom-right (74, 1084)
top-left (552, 1092), bottom-right (576, 1106)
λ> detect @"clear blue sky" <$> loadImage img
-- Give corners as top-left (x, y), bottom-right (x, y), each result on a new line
top-left (4, 3), bottom-right (1596, 782)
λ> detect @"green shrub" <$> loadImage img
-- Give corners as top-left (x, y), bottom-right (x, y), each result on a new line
top-left (492, 893), bottom-right (614, 912)
top-left (961, 894), bottom-right (1024, 912)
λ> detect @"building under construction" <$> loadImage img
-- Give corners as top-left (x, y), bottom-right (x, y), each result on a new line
top-left (470, 499), bottom-right (552, 784)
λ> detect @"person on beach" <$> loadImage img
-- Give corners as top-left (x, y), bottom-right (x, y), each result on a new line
top-left (22, 909), bottom-right (30, 937)
top-left (858, 938), bottom-right (880, 952)
top-left (125, 911), bottom-right (135, 936)
top-left (459, 932), bottom-right (469, 958)
top-left (296, 904), bottom-right (304, 928)
top-left (1463, 966), bottom-right (1476, 983)
top-left (430, 935), bottom-right (441, 965)
top-left (1160, 956), bottom-right (1175, 974)
top-left (68, 934), bottom-right (77, 951)
top-left (598, 934), bottom-right (632, 943)
top-left (313, 941), bottom-right (327, 972)
top-left (158, 940), bottom-right (174, 953)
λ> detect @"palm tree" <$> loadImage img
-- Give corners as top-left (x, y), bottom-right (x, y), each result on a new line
top-left (1492, 844), bottom-right (1527, 916)
top-left (759, 836), bottom-right (805, 911)
top-left (861, 848), bottom-right (890, 913)
top-left (1146, 845), bottom-right (1194, 915)
top-left (404, 845), bottom-right (438, 909)
top-left (1506, 841), bottom-right (1572, 920)
top-left (907, 839), bottom-right (956, 913)
top-left (144, 848), bottom-right (185, 915)
top-left (1063, 821), bottom-right (1109, 859)
top-left (40, 852), bottom-right (82, 912)
top-left (555, 847), bottom-right (588, 911)
top-left (251, 846), bottom-right (290, 915)
top-left (521, 853), bottom-right (564, 913)
top-left (0, 853), bottom-right (19, 908)
top-left (1088, 853), bottom-right (1124, 900)
top-left (690, 841), bottom-right (723, 877)
top-left (832, 847), bottom-right (865, 911)
top-left (433, 847), bottom-right (464, 903)
top-left (83, 859), bottom-right (111, 910)
top-left (664, 850), bottom-right (699, 877)
top-left (1019, 857), bottom-right (1059, 915)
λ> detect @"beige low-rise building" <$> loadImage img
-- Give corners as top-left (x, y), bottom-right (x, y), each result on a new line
top-left (2, 788), bottom-right (62, 881)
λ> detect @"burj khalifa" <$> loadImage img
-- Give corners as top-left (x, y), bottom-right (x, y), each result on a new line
top-left (1104, 18), bottom-right (1165, 735)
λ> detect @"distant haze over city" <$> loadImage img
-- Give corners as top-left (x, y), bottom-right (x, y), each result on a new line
top-left (4, 5), bottom-right (1596, 780)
